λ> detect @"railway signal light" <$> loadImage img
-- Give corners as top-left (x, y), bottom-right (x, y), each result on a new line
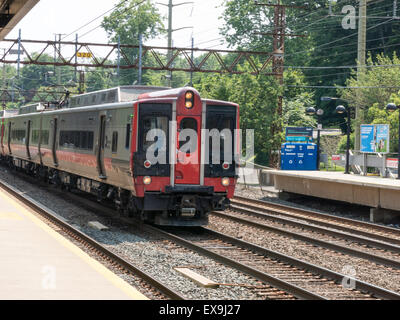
top-left (185, 91), bottom-right (194, 109)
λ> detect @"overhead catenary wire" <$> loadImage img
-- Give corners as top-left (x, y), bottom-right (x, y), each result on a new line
top-left (61, 0), bottom-right (130, 41)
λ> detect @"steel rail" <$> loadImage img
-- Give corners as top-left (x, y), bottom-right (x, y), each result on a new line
top-left (211, 211), bottom-right (400, 270)
top-left (0, 180), bottom-right (184, 300)
top-left (234, 195), bottom-right (400, 240)
top-left (144, 225), bottom-right (325, 300)
top-left (229, 203), bottom-right (400, 254)
top-left (204, 228), bottom-right (400, 300)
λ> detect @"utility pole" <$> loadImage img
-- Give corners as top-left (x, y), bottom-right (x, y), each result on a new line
top-left (254, 1), bottom-right (306, 167)
top-left (157, 0), bottom-right (193, 87)
top-left (355, 0), bottom-right (368, 151)
top-left (74, 34), bottom-right (78, 83)
top-left (138, 33), bottom-right (143, 85)
top-left (190, 37), bottom-right (194, 87)
top-left (54, 33), bottom-right (66, 86)
top-left (78, 70), bottom-right (85, 94)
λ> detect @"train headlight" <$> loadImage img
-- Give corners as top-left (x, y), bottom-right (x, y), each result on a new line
top-left (185, 101), bottom-right (193, 109)
top-left (143, 176), bottom-right (152, 185)
top-left (185, 91), bottom-right (193, 100)
top-left (222, 162), bottom-right (230, 170)
top-left (221, 177), bottom-right (230, 187)
top-left (185, 91), bottom-right (194, 109)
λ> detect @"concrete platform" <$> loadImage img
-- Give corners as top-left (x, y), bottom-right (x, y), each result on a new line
top-left (0, 187), bottom-right (148, 300)
top-left (269, 170), bottom-right (400, 221)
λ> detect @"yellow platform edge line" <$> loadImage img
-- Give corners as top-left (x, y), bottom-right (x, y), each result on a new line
top-left (0, 190), bottom-right (148, 300)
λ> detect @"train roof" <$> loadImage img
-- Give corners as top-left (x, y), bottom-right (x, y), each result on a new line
top-left (68, 85), bottom-right (170, 108)
top-left (0, 109), bottom-right (19, 118)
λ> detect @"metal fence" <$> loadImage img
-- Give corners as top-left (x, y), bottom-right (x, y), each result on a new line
top-left (332, 151), bottom-right (398, 178)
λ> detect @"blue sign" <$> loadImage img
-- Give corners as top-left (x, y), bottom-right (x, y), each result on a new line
top-left (376, 124), bottom-right (390, 153)
top-left (285, 127), bottom-right (313, 143)
top-left (360, 125), bottom-right (375, 153)
top-left (360, 124), bottom-right (390, 153)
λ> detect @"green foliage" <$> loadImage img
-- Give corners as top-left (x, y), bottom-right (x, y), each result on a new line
top-left (283, 92), bottom-right (317, 128)
top-left (101, 0), bottom-right (164, 86)
top-left (86, 68), bottom-right (118, 92)
top-left (340, 53), bottom-right (400, 111)
top-left (337, 133), bottom-right (355, 154)
top-left (195, 62), bottom-right (281, 165)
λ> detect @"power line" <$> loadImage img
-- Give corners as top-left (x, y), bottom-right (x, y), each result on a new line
top-left (61, 0), bottom-right (130, 41)
top-left (79, 0), bottom-right (146, 40)
top-left (285, 17), bottom-right (395, 58)
top-left (285, 85), bottom-right (400, 89)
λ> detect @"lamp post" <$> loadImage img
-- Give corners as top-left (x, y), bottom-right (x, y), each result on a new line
top-left (336, 105), bottom-right (351, 174)
top-left (321, 97), bottom-right (352, 174)
top-left (306, 107), bottom-right (324, 170)
top-left (386, 103), bottom-right (400, 179)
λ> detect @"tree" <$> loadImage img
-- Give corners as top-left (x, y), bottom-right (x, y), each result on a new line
top-left (340, 53), bottom-right (400, 110)
top-left (283, 92), bottom-right (317, 128)
top-left (220, 0), bottom-right (400, 118)
top-left (101, 0), bottom-right (164, 85)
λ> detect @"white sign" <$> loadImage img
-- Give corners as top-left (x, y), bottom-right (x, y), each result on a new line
top-left (386, 158), bottom-right (398, 169)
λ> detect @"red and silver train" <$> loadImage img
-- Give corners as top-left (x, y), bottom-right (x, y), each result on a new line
top-left (0, 86), bottom-right (239, 226)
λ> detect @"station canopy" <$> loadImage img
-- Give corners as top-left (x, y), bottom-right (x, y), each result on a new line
top-left (0, 0), bottom-right (39, 40)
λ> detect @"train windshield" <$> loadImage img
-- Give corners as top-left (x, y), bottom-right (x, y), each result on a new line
top-left (141, 116), bottom-right (169, 153)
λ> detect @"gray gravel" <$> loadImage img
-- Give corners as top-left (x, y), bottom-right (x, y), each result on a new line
top-left (235, 184), bottom-right (400, 229)
top-left (208, 214), bottom-right (400, 293)
top-left (0, 167), bottom-right (266, 300)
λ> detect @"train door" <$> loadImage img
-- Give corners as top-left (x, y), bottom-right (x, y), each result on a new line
top-left (97, 114), bottom-right (107, 179)
top-left (38, 115), bottom-right (43, 164)
top-left (1, 120), bottom-right (4, 155)
top-left (175, 116), bottom-right (201, 185)
top-left (7, 121), bottom-right (11, 155)
top-left (26, 120), bottom-right (31, 159)
top-left (52, 117), bottom-right (58, 166)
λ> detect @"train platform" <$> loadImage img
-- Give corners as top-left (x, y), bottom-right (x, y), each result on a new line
top-left (268, 170), bottom-right (400, 223)
top-left (0, 187), bottom-right (148, 300)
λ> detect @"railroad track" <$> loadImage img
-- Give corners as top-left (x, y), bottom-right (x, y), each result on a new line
top-left (151, 226), bottom-right (400, 300)
top-left (217, 197), bottom-right (400, 269)
top-left (233, 196), bottom-right (400, 245)
top-left (3, 168), bottom-right (400, 300)
top-left (0, 179), bottom-right (184, 300)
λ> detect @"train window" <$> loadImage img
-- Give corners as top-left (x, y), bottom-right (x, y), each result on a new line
top-left (179, 118), bottom-right (198, 154)
top-left (125, 124), bottom-right (131, 149)
top-left (31, 130), bottom-right (40, 144)
top-left (60, 131), bottom-right (94, 150)
top-left (206, 106), bottom-right (236, 165)
top-left (112, 131), bottom-right (118, 153)
top-left (141, 117), bottom-right (168, 153)
top-left (11, 129), bottom-right (26, 143)
top-left (41, 130), bottom-right (50, 145)
top-left (107, 90), bottom-right (116, 103)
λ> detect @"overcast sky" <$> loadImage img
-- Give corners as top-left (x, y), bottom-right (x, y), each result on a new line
top-left (3, 0), bottom-right (227, 50)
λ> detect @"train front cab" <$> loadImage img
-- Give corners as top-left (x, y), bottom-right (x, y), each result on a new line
top-left (132, 88), bottom-right (238, 226)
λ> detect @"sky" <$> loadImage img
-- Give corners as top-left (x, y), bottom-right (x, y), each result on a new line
top-left (2, 0), bottom-right (228, 54)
